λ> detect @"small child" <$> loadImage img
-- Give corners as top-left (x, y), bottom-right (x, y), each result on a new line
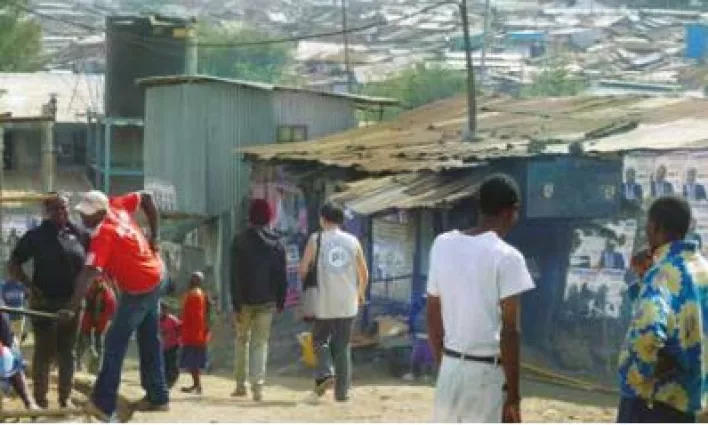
top-left (0, 278), bottom-right (28, 344)
top-left (76, 276), bottom-right (116, 373)
top-left (403, 295), bottom-right (435, 382)
top-left (0, 305), bottom-right (36, 410)
top-left (160, 302), bottom-right (181, 389)
top-left (180, 272), bottom-right (212, 395)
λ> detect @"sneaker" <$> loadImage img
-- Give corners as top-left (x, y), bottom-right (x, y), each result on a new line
top-left (59, 399), bottom-right (76, 409)
top-left (231, 387), bottom-right (247, 397)
top-left (83, 400), bottom-right (110, 422)
top-left (35, 399), bottom-right (49, 410)
top-left (402, 373), bottom-right (415, 382)
top-left (314, 376), bottom-right (335, 397)
top-left (133, 397), bottom-right (170, 413)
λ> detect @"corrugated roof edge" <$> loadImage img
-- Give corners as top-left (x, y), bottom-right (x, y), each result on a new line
top-left (136, 74), bottom-right (399, 106)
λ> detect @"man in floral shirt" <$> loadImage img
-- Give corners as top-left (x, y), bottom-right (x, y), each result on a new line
top-left (617, 196), bottom-right (708, 422)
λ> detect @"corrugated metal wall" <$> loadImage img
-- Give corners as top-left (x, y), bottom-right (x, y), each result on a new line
top-left (273, 90), bottom-right (358, 140)
top-left (144, 84), bottom-right (209, 215)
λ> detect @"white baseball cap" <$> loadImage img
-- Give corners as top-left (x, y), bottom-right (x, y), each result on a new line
top-left (75, 190), bottom-right (109, 216)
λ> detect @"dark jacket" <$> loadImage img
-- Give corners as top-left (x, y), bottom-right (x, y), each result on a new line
top-left (230, 227), bottom-right (287, 312)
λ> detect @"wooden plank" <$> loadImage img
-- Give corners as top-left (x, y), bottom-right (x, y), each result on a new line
top-left (0, 306), bottom-right (58, 320)
top-left (0, 407), bottom-right (84, 419)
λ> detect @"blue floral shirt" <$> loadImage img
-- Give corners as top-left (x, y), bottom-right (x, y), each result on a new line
top-left (618, 241), bottom-right (708, 413)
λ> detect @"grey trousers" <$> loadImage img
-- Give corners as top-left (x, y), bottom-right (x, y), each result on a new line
top-left (312, 317), bottom-right (354, 400)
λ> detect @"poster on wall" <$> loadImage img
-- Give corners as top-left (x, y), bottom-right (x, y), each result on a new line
top-left (565, 219), bottom-right (637, 318)
top-left (249, 165), bottom-right (309, 308)
top-left (146, 178), bottom-right (178, 212)
top-left (623, 151), bottom-right (708, 206)
top-left (371, 212), bottom-right (414, 305)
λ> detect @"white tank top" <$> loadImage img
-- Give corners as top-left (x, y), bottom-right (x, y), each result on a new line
top-left (314, 228), bottom-right (361, 319)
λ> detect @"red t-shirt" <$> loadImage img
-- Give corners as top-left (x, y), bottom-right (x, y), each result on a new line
top-left (160, 314), bottom-right (182, 350)
top-left (86, 193), bottom-right (163, 294)
top-left (181, 288), bottom-right (210, 347)
top-left (80, 279), bottom-right (117, 333)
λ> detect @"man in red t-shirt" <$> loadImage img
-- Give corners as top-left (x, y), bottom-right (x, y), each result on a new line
top-left (58, 190), bottom-right (169, 421)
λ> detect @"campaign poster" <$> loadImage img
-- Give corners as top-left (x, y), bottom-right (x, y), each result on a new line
top-left (565, 219), bottom-right (636, 319)
top-left (565, 268), bottom-right (627, 319)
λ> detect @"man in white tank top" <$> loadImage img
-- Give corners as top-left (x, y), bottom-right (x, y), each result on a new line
top-left (427, 174), bottom-right (535, 423)
top-left (298, 203), bottom-right (369, 402)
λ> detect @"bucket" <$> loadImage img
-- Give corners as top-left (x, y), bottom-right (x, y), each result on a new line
top-left (297, 332), bottom-right (317, 368)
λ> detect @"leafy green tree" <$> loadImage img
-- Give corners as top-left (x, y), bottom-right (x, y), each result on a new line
top-left (360, 64), bottom-right (468, 119)
top-left (522, 57), bottom-right (586, 97)
top-left (0, 0), bottom-right (43, 71)
top-left (197, 24), bottom-right (292, 83)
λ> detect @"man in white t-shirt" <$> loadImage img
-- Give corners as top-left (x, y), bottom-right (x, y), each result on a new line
top-left (427, 174), bottom-right (535, 423)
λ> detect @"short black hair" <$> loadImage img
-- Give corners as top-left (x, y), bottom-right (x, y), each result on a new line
top-left (478, 174), bottom-right (521, 216)
top-left (320, 203), bottom-right (345, 225)
top-left (648, 196), bottom-right (691, 240)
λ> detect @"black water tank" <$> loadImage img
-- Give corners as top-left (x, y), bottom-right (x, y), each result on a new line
top-left (105, 15), bottom-right (196, 118)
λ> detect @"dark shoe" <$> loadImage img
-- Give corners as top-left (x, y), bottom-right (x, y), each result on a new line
top-left (59, 399), bottom-right (76, 409)
top-left (231, 386), bottom-right (247, 397)
top-left (252, 386), bottom-right (263, 402)
top-left (133, 397), bottom-right (170, 412)
top-left (180, 386), bottom-right (202, 395)
top-left (314, 376), bottom-right (335, 397)
top-left (335, 396), bottom-right (350, 403)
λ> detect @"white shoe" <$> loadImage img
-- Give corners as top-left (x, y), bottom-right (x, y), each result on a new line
top-left (402, 373), bottom-right (415, 382)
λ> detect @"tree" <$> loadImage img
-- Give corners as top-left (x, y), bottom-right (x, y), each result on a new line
top-left (197, 24), bottom-right (292, 84)
top-left (360, 63), bottom-right (468, 120)
top-left (0, 0), bottom-right (43, 71)
top-left (522, 57), bottom-right (586, 97)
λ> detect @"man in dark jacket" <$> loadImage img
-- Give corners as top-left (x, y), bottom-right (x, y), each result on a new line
top-left (230, 199), bottom-right (287, 402)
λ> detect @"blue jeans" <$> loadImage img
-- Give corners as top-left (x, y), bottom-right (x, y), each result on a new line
top-left (92, 284), bottom-right (168, 416)
top-left (617, 397), bottom-right (696, 423)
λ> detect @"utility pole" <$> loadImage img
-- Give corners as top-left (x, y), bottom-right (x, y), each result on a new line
top-left (342, 0), bottom-right (353, 92)
top-left (459, 0), bottom-right (476, 139)
top-left (480, 0), bottom-right (491, 85)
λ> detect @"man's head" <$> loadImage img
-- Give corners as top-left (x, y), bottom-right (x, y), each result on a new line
top-left (320, 203), bottom-right (345, 228)
top-left (686, 167), bottom-right (698, 185)
top-left (646, 196), bottom-right (691, 250)
top-left (249, 199), bottom-right (272, 227)
top-left (655, 165), bottom-right (667, 182)
top-left (44, 192), bottom-right (70, 228)
top-left (477, 174), bottom-right (521, 235)
top-left (75, 190), bottom-right (109, 230)
top-left (626, 167), bottom-right (636, 183)
top-left (189, 271), bottom-right (204, 289)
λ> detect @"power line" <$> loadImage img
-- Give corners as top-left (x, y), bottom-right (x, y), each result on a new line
top-left (10, 0), bottom-right (457, 49)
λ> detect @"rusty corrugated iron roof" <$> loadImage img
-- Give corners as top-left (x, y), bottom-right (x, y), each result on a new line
top-left (241, 95), bottom-right (708, 173)
top-left (329, 169), bottom-right (487, 215)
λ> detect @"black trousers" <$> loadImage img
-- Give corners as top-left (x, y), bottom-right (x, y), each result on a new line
top-left (164, 346), bottom-right (180, 389)
top-left (30, 300), bottom-right (79, 404)
top-left (617, 397), bottom-right (696, 423)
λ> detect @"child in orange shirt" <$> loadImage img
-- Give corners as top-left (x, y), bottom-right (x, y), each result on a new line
top-left (180, 272), bottom-right (211, 395)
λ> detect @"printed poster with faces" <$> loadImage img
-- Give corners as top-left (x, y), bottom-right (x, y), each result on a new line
top-left (565, 219), bottom-right (637, 319)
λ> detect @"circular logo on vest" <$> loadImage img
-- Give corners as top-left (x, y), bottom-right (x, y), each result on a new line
top-left (327, 246), bottom-right (349, 269)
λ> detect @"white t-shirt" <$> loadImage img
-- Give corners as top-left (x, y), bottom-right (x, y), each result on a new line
top-left (313, 228), bottom-right (362, 319)
top-left (427, 230), bottom-right (535, 357)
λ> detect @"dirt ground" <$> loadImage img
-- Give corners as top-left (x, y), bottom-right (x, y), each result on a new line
top-left (123, 363), bottom-right (618, 423)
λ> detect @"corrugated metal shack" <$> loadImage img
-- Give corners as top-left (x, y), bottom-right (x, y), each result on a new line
top-left (242, 94), bottom-right (708, 381)
top-left (139, 74), bottom-right (397, 308)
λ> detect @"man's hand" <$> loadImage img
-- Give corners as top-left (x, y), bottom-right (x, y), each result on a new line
top-left (502, 399), bottom-right (521, 423)
top-left (149, 237), bottom-right (160, 253)
top-left (57, 309), bottom-right (76, 323)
